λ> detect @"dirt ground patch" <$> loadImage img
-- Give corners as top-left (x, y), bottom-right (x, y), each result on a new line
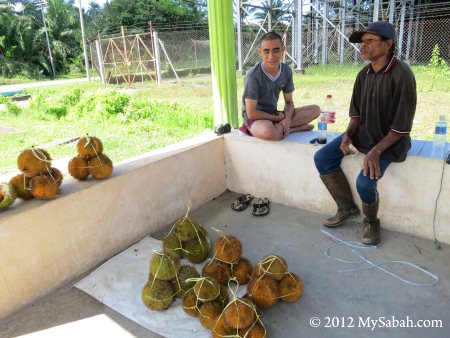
top-left (0, 125), bottom-right (20, 134)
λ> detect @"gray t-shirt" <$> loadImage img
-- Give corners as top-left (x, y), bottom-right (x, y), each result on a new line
top-left (242, 62), bottom-right (295, 122)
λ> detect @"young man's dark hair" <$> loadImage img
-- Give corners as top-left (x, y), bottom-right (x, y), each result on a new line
top-left (259, 31), bottom-right (283, 45)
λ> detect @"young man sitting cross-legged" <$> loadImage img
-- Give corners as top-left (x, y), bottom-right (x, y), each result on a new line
top-left (239, 31), bottom-right (320, 140)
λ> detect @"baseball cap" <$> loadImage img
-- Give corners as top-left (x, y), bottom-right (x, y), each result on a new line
top-left (349, 21), bottom-right (396, 43)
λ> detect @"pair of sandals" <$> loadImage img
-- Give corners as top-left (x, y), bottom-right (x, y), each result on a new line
top-left (231, 194), bottom-right (270, 216)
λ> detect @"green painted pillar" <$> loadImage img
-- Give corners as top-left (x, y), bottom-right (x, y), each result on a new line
top-left (207, 0), bottom-right (239, 128)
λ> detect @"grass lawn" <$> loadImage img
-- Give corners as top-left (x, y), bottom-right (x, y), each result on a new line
top-left (1, 65), bottom-right (449, 172)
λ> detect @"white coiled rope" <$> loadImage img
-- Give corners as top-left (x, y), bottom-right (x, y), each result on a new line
top-left (321, 230), bottom-right (439, 287)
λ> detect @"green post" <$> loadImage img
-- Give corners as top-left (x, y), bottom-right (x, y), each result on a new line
top-left (207, 0), bottom-right (239, 128)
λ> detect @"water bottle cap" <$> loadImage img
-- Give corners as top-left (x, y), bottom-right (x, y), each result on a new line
top-left (439, 115), bottom-right (446, 121)
top-left (326, 94), bottom-right (332, 99)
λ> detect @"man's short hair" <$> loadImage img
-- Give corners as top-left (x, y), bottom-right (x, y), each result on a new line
top-left (259, 31), bottom-right (283, 46)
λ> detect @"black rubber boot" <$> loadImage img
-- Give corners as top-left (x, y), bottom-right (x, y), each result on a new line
top-left (320, 170), bottom-right (360, 227)
top-left (361, 199), bottom-right (381, 245)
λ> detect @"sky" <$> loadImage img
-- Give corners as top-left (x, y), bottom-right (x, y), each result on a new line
top-left (76, 0), bottom-right (109, 9)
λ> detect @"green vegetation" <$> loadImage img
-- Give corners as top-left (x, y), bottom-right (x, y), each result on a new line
top-left (0, 0), bottom-right (207, 79)
top-left (1, 63), bottom-right (448, 171)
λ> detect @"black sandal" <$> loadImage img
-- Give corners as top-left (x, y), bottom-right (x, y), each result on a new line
top-left (252, 198), bottom-right (270, 216)
top-left (231, 194), bottom-right (254, 211)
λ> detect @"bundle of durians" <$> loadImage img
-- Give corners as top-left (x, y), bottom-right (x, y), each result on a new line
top-left (202, 234), bottom-right (253, 286)
top-left (181, 276), bottom-right (229, 331)
top-left (212, 296), bottom-right (266, 338)
top-left (162, 211), bottom-right (210, 264)
top-left (247, 255), bottom-right (304, 310)
top-left (68, 135), bottom-right (113, 180)
top-left (142, 211), bottom-right (211, 312)
top-left (9, 147), bottom-right (63, 201)
top-left (0, 182), bottom-right (17, 210)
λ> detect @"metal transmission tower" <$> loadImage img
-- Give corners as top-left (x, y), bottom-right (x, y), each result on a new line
top-left (35, 0), bottom-right (56, 78)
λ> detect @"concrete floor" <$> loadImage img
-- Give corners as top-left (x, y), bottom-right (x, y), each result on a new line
top-left (1, 191), bottom-right (449, 338)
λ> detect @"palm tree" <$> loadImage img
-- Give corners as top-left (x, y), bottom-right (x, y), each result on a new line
top-left (245, 0), bottom-right (292, 29)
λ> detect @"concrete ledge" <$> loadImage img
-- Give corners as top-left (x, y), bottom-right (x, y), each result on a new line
top-left (224, 131), bottom-right (450, 245)
top-left (0, 134), bottom-right (227, 318)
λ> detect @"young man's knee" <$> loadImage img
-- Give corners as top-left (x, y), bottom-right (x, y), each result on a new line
top-left (254, 126), bottom-right (282, 141)
top-left (311, 105), bottom-right (321, 118)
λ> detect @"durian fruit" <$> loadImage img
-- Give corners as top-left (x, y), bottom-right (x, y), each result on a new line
top-left (223, 298), bottom-right (256, 330)
top-left (163, 232), bottom-right (183, 259)
top-left (9, 174), bottom-right (33, 200)
top-left (279, 272), bottom-right (304, 302)
top-left (149, 252), bottom-right (180, 281)
top-left (88, 154), bottom-right (113, 179)
top-left (175, 216), bottom-right (203, 242)
top-left (172, 264), bottom-right (199, 297)
top-left (247, 275), bottom-right (280, 309)
top-left (199, 301), bottom-right (223, 329)
top-left (68, 156), bottom-right (89, 180)
top-left (47, 167), bottom-right (63, 187)
top-left (29, 174), bottom-right (59, 200)
top-left (232, 257), bottom-right (253, 285)
top-left (255, 255), bottom-right (288, 281)
top-left (212, 314), bottom-right (232, 338)
top-left (17, 148), bottom-right (51, 176)
top-left (0, 182), bottom-right (17, 210)
top-left (214, 235), bottom-right (242, 264)
top-left (141, 276), bottom-right (174, 311)
top-left (182, 288), bottom-right (201, 317)
top-left (183, 227), bottom-right (210, 263)
top-left (202, 259), bottom-right (231, 284)
top-left (193, 277), bottom-right (221, 302)
top-left (217, 285), bottom-right (229, 308)
top-left (238, 322), bottom-right (267, 338)
top-left (77, 135), bottom-right (103, 158)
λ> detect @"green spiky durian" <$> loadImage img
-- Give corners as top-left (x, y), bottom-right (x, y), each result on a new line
top-left (0, 183), bottom-right (17, 210)
top-left (193, 277), bottom-right (220, 302)
top-left (256, 255), bottom-right (288, 281)
top-left (175, 216), bottom-right (204, 242)
top-left (184, 228), bottom-right (210, 263)
top-left (149, 252), bottom-right (180, 281)
top-left (163, 232), bottom-right (183, 259)
top-left (172, 265), bottom-right (200, 297)
top-left (141, 276), bottom-right (174, 311)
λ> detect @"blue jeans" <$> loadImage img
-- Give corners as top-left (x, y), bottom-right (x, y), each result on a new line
top-left (313, 135), bottom-right (391, 204)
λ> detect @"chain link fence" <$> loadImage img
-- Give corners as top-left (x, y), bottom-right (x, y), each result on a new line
top-left (89, 3), bottom-right (449, 81)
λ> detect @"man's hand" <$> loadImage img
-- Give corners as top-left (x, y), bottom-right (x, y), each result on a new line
top-left (363, 149), bottom-right (381, 180)
top-left (340, 132), bottom-right (354, 155)
top-left (279, 115), bottom-right (291, 137)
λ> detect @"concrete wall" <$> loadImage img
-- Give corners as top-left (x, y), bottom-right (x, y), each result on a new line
top-left (224, 133), bottom-right (450, 245)
top-left (0, 135), bottom-right (227, 318)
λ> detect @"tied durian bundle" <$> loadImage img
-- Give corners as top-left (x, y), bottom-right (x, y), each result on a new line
top-left (248, 255), bottom-right (304, 309)
top-left (212, 281), bottom-right (266, 338)
top-left (205, 231), bottom-right (253, 286)
top-left (9, 147), bottom-right (62, 201)
top-left (162, 204), bottom-right (210, 264)
top-left (141, 251), bottom-right (181, 311)
top-left (0, 182), bottom-right (17, 210)
top-left (181, 277), bottom-right (229, 330)
top-left (68, 134), bottom-right (113, 180)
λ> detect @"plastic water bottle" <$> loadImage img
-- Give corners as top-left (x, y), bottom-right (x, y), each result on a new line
top-left (431, 115), bottom-right (447, 159)
top-left (317, 94), bottom-right (335, 144)
top-left (433, 115), bottom-right (447, 150)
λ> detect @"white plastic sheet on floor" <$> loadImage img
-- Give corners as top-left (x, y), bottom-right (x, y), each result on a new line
top-left (75, 236), bottom-right (211, 338)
